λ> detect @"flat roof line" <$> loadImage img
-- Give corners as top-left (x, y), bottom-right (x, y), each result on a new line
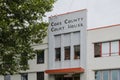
top-left (88, 24), bottom-right (120, 31)
top-left (49, 9), bottom-right (87, 18)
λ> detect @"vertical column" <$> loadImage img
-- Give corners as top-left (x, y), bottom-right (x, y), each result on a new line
top-left (80, 28), bottom-right (87, 68)
top-left (61, 34), bottom-right (64, 68)
top-left (70, 33), bottom-right (74, 67)
top-left (48, 33), bottom-right (55, 69)
top-left (80, 26), bottom-right (87, 80)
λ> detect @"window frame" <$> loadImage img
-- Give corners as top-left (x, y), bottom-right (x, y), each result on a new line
top-left (64, 46), bottom-right (70, 60)
top-left (37, 50), bottom-right (44, 64)
top-left (74, 45), bottom-right (80, 59)
top-left (111, 41), bottom-right (119, 56)
top-left (55, 48), bottom-right (61, 61)
top-left (94, 43), bottom-right (101, 57)
top-left (101, 42), bottom-right (110, 57)
top-left (21, 73), bottom-right (28, 80)
top-left (95, 70), bottom-right (120, 80)
top-left (37, 72), bottom-right (44, 80)
top-left (111, 70), bottom-right (119, 80)
top-left (94, 40), bottom-right (120, 57)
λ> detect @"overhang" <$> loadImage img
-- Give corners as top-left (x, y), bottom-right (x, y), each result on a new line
top-left (45, 67), bottom-right (84, 74)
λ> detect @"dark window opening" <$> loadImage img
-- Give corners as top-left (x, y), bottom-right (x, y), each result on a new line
top-left (94, 43), bottom-right (101, 57)
top-left (21, 73), bottom-right (28, 80)
top-left (55, 74), bottom-right (80, 80)
top-left (37, 50), bottom-right (44, 64)
top-left (55, 48), bottom-right (61, 61)
top-left (64, 46), bottom-right (70, 60)
top-left (37, 72), bottom-right (44, 80)
top-left (74, 45), bottom-right (80, 59)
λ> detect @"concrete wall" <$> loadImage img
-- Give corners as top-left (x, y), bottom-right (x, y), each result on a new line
top-left (87, 25), bottom-right (120, 80)
top-left (48, 9), bottom-right (87, 70)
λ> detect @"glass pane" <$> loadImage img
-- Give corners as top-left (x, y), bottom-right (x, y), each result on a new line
top-left (95, 71), bottom-right (101, 80)
top-left (37, 50), bottom-right (44, 64)
top-left (55, 48), bottom-right (61, 61)
top-left (111, 41), bottom-right (119, 56)
top-left (74, 45), bottom-right (80, 59)
top-left (21, 73), bottom-right (28, 80)
top-left (103, 71), bottom-right (109, 80)
top-left (94, 43), bottom-right (101, 57)
top-left (64, 46), bottom-right (70, 60)
top-left (111, 70), bottom-right (118, 80)
top-left (102, 42), bottom-right (109, 57)
top-left (119, 70), bottom-right (120, 80)
top-left (37, 72), bottom-right (44, 80)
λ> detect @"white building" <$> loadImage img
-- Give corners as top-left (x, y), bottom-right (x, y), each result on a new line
top-left (87, 24), bottom-right (120, 80)
top-left (0, 9), bottom-right (120, 80)
top-left (45, 9), bottom-right (87, 80)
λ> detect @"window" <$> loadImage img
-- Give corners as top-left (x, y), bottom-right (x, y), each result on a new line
top-left (55, 48), bottom-right (61, 61)
top-left (103, 71), bottom-right (109, 80)
top-left (102, 42), bottom-right (109, 57)
top-left (111, 70), bottom-right (118, 80)
top-left (94, 43), bottom-right (101, 57)
top-left (111, 41), bottom-right (119, 56)
top-left (37, 50), bottom-right (44, 64)
top-left (74, 45), bottom-right (80, 59)
top-left (64, 46), bottom-right (70, 60)
top-left (21, 73), bottom-right (28, 80)
top-left (95, 70), bottom-right (120, 80)
top-left (37, 72), bottom-right (44, 80)
top-left (95, 71), bottom-right (101, 80)
top-left (94, 41), bottom-right (120, 57)
top-left (4, 75), bottom-right (11, 80)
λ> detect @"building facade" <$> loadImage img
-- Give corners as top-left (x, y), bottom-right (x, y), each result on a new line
top-left (87, 24), bottom-right (120, 80)
top-left (45, 9), bottom-right (87, 80)
top-left (0, 9), bottom-right (120, 80)
top-left (0, 37), bottom-right (48, 80)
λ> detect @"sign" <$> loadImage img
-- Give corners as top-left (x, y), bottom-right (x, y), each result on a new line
top-left (49, 9), bottom-right (87, 34)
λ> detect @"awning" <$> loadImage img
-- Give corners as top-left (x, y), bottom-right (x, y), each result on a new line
top-left (45, 67), bottom-right (84, 74)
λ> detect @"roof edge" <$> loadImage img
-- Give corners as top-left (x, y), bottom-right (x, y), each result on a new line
top-left (49, 9), bottom-right (87, 18)
top-left (88, 24), bottom-right (120, 31)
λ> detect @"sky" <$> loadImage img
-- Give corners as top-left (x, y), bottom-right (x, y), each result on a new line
top-left (46, 0), bottom-right (120, 29)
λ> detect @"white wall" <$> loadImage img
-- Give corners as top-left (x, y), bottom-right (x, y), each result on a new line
top-left (87, 25), bottom-right (120, 80)
top-left (28, 73), bottom-right (36, 80)
top-left (48, 9), bottom-right (87, 70)
top-left (0, 75), bottom-right (4, 80)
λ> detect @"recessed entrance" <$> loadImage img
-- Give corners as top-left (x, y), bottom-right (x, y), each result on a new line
top-left (63, 77), bottom-right (72, 80)
top-left (55, 74), bottom-right (80, 80)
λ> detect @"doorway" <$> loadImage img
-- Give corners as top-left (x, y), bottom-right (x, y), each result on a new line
top-left (55, 74), bottom-right (80, 80)
top-left (63, 77), bottom-right (72, 80)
